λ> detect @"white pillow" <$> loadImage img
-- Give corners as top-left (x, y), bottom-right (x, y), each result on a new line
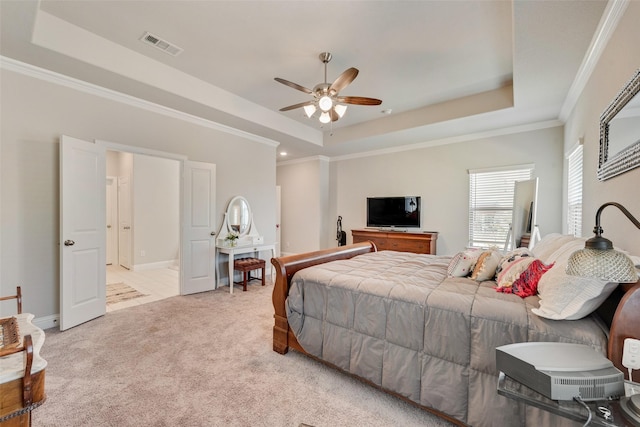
top-left (532, 234), bottom-right (581, 264)
top-left (543, 237), bottom-right (586, 266)
top-left (532, 264), bottom-right (617, 320)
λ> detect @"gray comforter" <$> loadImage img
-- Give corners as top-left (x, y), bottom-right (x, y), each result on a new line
top-left (285, 251), bottom-right (608, 426)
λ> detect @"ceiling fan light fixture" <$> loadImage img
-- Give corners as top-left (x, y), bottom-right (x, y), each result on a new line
top-left (334, 104), bottom-right (347, 118)
top-left (303, 104), bottom-right (316, 118)
top-left (319, 111), bottom-right (331, 124)
top-left (318, 95), bottom-right (333, 112)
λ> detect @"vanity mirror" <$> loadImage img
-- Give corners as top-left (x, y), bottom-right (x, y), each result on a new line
top-left (217, 196), bottom-right (262, 246)
top-left (598, 68), bottom-right (640, 181)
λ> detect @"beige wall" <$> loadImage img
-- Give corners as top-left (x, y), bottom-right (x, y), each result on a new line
top-left (276, 157), bottom-right (329, 255)
top-left (565, 1), bottom-right (640, 255)
top-left (329, 126), bottom-right (564, 256)
top-left (0, 68), bottom-right (277, 319)
top-left (278, 125), bottom-right (564, 256)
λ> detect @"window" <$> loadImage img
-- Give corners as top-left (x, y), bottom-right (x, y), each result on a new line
top-left (468, 165), bottom-right (533, 249)
top-left (567, 144), bottom-right (583, 237)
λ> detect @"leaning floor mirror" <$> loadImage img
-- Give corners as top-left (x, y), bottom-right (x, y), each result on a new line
top-left (598, 68), bottom-right (640, 180)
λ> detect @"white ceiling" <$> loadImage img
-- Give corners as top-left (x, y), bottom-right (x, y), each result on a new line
top-left (0, 0), bottom-right (610, 161)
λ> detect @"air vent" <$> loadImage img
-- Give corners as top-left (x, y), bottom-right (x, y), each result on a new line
top-left (140, 32), bottom-right (183, 57)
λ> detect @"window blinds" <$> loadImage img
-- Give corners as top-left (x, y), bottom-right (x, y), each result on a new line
top-left (567, 145), bottom-right (583, 237)
top-left (468, 166), bottom-right (533, 249)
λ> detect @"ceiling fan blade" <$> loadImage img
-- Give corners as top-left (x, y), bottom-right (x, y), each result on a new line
top-left (337, 96), bottom-right (382, 106)
top-left (330, 109), bottom-right (340, 122)
top-left (329, 68), bottom-right (359, 94)
top-left (279, 100), bottom-right (315, 112)
top-left (274, 78), bottom-right (313, 94)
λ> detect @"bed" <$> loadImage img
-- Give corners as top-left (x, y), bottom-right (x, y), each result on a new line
top-left (271, 234), bottom-right (640, 426)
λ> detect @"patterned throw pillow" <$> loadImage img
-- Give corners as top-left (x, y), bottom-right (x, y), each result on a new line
top-left (496, 259), bottom-right (554, 298)
top-left (447, 249), bottom-right (481, 277)
top-left (470, 250), bottom-right (502, 281)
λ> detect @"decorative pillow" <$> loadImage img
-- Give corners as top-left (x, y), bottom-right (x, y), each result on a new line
top-left (495, 248), bottom-right (533, 278)
top-left (470, 250), bottom-right (502, 281)
top-left (496, 259), bottom-right (554, 298)
top-left (531, 265), bottom-right (617, 320)
top-left (496, 256), bottom-right (535, 288)
top-left (447, 249), bottom-right (481, 277)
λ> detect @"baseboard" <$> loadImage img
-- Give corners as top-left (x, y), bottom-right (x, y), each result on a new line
top-left (34, 313), bottom-right (60, 330)
top-left (132, 259), bottom-right (178, 272)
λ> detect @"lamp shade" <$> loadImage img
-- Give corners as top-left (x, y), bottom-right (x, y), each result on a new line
top-left (303, 104), bottom-right (316, 118)
top-left (566, 202), bottom-right (640, 283)
top-left (319, 111), bottom-right (331, 123)
top-left (334, 104), bottom-right (347, 118)
top-left (566, 247), bottom-right (638, 282)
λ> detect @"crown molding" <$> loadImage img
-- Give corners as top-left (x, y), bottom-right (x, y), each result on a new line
top-left (327, 120), bottom-right (563, 163)
top-left (276, 155), bottom-right (330, 166)
top-left (559, 0), bottom-right (629, 121)
top-left (0, 56), bottom-right (280, 148)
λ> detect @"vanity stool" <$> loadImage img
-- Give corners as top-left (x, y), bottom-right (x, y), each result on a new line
top-left (233, 257), bottom-right (265, 291)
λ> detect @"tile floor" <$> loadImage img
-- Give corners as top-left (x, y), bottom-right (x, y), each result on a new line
top-left (106, 264), bottom-right (179, 312)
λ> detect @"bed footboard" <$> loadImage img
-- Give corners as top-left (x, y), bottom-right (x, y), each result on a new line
top-left (270, 242), bottom-right (376, 354)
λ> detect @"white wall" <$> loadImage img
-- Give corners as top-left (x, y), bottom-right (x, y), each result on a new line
top-left (0, 68), bottom-right (277, 319)
top-left (564, 1), bottom-right (640, 255)
top-left (132, 154), bottom-right (180, 267)
top-left (329, 126), bottom-right (564, 256)
top-left (278, 125), bottom-right (563, 256)
top-left (276, 157), bottom-right (329, 255)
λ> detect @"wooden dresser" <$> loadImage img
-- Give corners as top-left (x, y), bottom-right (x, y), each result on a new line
top-left (351, 229), bottom-right (438, 254)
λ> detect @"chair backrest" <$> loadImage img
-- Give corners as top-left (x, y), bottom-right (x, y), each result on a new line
top-left (0, 286), bottom-right (22, 314)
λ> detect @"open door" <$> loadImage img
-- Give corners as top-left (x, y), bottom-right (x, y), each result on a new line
top-left (182, 161), bottom-right (216, 295)
top-left (60, 135), bottom-right (106, 330)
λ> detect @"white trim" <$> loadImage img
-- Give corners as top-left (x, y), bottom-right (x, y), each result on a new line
top-left (96, 140), bottom-right (188, 161)
top-left (0, 56), bottom-right (280, 148)
top-left (565, 137), bottom-right (585, 159)
top-left (33, 314), bottom-right (59, 331)
top-left (324, 120), bottom-right (562, 163)
top-left (559, 0), bottom-right (629, 121)
top-left (276, 155), bottom-right (330, 166)
top-left (468, 163), bottom-right (535, 175)
top-left (133, 260), bottom-right (178, 272)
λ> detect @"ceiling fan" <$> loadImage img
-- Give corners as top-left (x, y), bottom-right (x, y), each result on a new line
top-left (275, 52), bottom-right (382, 124)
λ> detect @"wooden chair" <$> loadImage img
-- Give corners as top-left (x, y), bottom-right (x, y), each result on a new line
top-left (233, 258), bottom-right (266, 291)
top-left (0, 286), bottom-right (22, 314)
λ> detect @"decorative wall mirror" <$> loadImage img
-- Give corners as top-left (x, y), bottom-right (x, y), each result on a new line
top-left (598, 68), bottom-right (640, 181)
top-left (217, 196), bottom-right (261, 246)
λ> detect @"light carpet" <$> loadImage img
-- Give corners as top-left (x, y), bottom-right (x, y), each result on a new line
top-left (106, 282), bottom-right (147, 305)
top-left (36, 281), bottom-right (455, 427)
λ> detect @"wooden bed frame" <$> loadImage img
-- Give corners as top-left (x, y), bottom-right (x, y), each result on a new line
top-left (271, 242), bottom-right (640, 424)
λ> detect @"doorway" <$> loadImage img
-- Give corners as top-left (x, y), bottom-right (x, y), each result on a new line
top-left (105, 150), bottom-right (180, 311)
top-left (61, 135), bottom-right (217, 330)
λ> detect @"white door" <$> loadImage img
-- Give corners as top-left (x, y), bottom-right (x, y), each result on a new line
top-left (106, 176), bottom-right (117, 265)
top-left (60, 135), bottom-right (106, 330)
top-left (118, 175), bottom-right (132, 269)
top-left (182, 161), bottom-right (216, 295)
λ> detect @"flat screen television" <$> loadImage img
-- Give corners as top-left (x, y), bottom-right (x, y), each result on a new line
top-left (366, 196), bottom-right (421, 229)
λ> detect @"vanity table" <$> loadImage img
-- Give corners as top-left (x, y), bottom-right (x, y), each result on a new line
top-left (215, 196), bottom-right (273, 294)
top-left (216, 243), bottom-right (276, 293)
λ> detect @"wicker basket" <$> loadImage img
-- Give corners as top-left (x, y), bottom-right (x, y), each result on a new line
top-left (0, 316), bottom-right (22, 356)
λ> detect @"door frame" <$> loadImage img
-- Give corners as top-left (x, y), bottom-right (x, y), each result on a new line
top-left (98, 140), bottom-right (189, 287)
